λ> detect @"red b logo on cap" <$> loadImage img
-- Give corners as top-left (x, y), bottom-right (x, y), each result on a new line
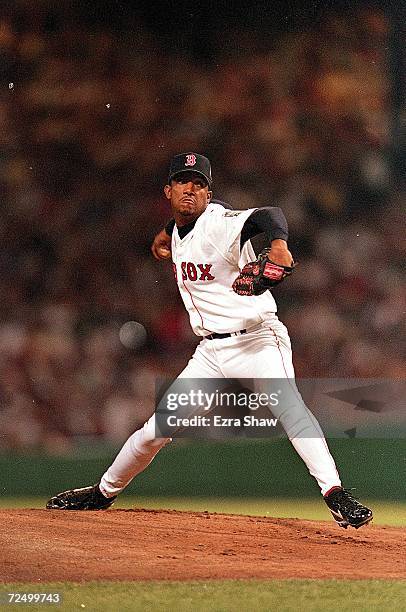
top-left (185, 154), bottom-right (196, 166)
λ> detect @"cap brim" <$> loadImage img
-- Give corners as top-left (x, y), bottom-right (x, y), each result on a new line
top-left (169, 170), bottom-right (212, 187)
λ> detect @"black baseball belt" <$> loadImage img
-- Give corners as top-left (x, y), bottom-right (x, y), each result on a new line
top-left (205, 329), bottom-right (247, 340)
top-left (205, 322), bottom-right (264, 340)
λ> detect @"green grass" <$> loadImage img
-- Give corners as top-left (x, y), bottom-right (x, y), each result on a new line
top-left (1, 496), bottom-right (405, 526)
top-left (1, 580), bottom-right (406, 611)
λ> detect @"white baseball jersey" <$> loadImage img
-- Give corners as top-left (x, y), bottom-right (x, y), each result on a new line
top-left (171, 203), bottom-right (277, 336)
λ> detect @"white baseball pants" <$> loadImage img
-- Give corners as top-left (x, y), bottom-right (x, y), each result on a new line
top-left (100, 315), bottom-right (341, 497)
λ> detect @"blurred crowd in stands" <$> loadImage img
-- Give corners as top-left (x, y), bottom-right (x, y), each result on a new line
top-left (0, 5), bottom-right (404, 450)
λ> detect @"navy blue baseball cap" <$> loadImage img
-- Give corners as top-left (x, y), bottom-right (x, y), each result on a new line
top-left (168, 152), bottom-right (212, 187)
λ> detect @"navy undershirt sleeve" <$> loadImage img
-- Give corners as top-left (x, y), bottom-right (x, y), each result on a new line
top-left (240, 207), bottom-right (288, 249)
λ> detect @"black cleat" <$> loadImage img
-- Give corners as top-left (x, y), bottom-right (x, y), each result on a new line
top-left (46, 484), bottom-right (117, 510)
top-left (324, 487), bottom-right (373, 529)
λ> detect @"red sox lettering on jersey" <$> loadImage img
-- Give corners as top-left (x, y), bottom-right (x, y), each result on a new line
top-left (182, 262), bottom-right (215, 281)
top-left (171, 203), bottom-right (277, 336)
top-left (172, 263), bottom-right (215, 282)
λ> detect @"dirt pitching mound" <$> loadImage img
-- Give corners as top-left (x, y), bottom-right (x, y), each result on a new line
top-left (2, 508), bottom-right (405, 582)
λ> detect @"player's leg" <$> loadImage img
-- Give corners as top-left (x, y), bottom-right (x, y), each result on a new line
top-left (222, 322), bottom-right (342, 495)
top-left (265, 322), bottom-right (342, 497)
top-left (220, 318), bottom-right (372, 528)
top-left (46, 342), bottom-right (222, 509)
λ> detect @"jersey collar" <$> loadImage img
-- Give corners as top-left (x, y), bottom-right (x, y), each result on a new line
top-left (177, 218), bottom-right (198, 240)
top-left (175, 203), bottom-right (219, 240)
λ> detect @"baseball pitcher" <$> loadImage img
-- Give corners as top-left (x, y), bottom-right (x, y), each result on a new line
top-left (47, 153), bottom-right (373, 529)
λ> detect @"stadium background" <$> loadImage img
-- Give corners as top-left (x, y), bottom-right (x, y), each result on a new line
top-left (0, 0), bottom-right (404, 502)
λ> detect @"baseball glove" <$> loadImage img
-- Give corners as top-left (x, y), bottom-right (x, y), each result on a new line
top-left (232, 248), bottom-right (295, 296)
